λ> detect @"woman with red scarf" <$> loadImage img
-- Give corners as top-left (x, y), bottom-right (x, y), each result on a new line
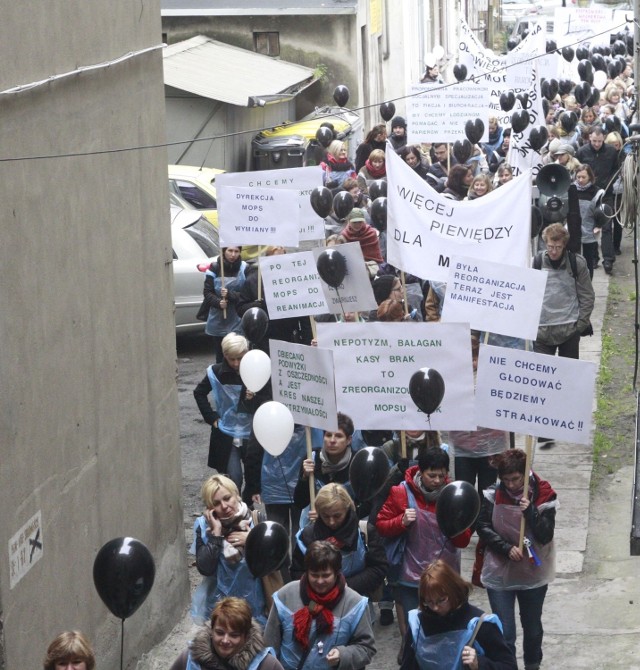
top-left (264, 541), bottom-right (376, 670)
top-left (477, 449), bottom-right (558, 670)
top-left (340, 208), bottom-right (383, 264)
top-left (357, 149), bottom-right (386, 195)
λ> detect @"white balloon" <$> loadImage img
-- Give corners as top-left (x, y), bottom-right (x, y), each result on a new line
top-left (240, 350), bottom-right (272, 392)
top-left (253, 401), bottom-right (295, 456)
top-left (593, 70), bottom-right (607, 91)
top-left (433, 45), bottom-right (445, 61)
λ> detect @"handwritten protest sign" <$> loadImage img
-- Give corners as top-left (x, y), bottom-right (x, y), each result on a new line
top-left (312, 243), bottom-right (377, 315)
top-left (316, 322), bottom-right (475, 430)
top-left (386, 149), bottom-right (531, 282)
top-left (271, 340), bottom-right (338, 431)
top-left (217, 166), bottom-right (325, 242)
top-left (260, 251), bottom-right (328, 319)
top-left (441, 256), bottom-right (547, 340)
top-left (218, 186), bottom-right (299, 247)
top-left (407, 83), bottom-right (490, 144)
top-left (475, 344), bottom-right (596, 444)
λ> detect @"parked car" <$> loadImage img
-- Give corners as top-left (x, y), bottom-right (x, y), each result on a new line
top-left (168, 164), bottom-right (224, 227)
top-left (501, 0), bottom-right (542, 26)
top-left (171, 205), bottom-right (219, 333)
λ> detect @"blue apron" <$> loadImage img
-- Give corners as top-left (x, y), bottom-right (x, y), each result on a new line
top-left (186, 645), bottom-right (276, 670)
top-left (189, 515), bottom-right (266, 625)
top-left (408, 608), bottom-right (502, 670)
top-left (207, 366), bottom-right (252, 439)
top-left (295, 527), bottom-right (366, 578)
top-left (205, 263), bottom-right (246, 336)
top-left (274, 591), bottom-right (368, 670)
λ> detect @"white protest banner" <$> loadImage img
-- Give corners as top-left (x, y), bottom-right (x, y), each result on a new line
top-left (312, 243), bottom-right (377, 315)
top-left (260, 251), bottom-right (328, 319)
top-left (554, 6), bottom-right (612, 48)
top-left (475, 344), bottom-right (596, 444)
top-left (218, 186), bottom-right (299, 247)
top-left (316, 322), bottom-right (475, 430)
top-left (407, 83), bottom-right (490, 144)
top-left (507, 65), bottom-right (546, 178)
top-left (386, 148), bottom-right (531, 282)
top-left (271, 340), bottom-right (338, 432)
top-left (441, 255), bottom-right (547, 340)
top-left (458, 18), bottom-right (507, 87)
top-left (217, 166), bottom-right (325, 242)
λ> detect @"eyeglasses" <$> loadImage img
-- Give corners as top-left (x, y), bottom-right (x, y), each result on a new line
top-left (546, 244), bottom-right (564, 251)
top-left (424, 595), bottom-right (448, 609)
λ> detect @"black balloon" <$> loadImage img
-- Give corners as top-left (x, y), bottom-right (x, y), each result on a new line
top-left (541, 80), bottom-right (551, 101)
top-left (562, 46), bottom-right (575, 62)
top-left (464, 118), bottom-right (485, 145)
top-left (370, 197), bottom-right (387, 231)
top-left (516, 93), bottom-right (529, 110)
top-left (316, 126), bottom-right (334, 148)
top-left (349, 447), bottom-right (391, 501)
top-left (333, 85), bottom-right (350, 108)
top-left (409, 368), bottom-right (445, 415)
top-left (368, 179), bottom-right (387, 201)
top-left (542, 98), bottom-right (550, 119)
top-left (529, 126), bottom-right (549, 152)
top-left (511, 110), bottom-right (530, 134)
top-left (93, 537), bottom-right (155, 620)
top-left (245, 521), bottom-right (289, 578)
top-left (436, 481), bottom-right (481, 538)
top-left (316, 249), bottom-right (347, 288)
top-left (548, 79), bottom-right (559, 99)
top-left (577, 59), bottom-right (594, 84)
top-left (453, 64), bottom-right (468, 81)
top-left (576, 46), bottom-right (589, 61)
top-left (380, 101), bottom-right (396, 121)
top-left (612, 40), bottom-right (626, 57)
top-left (453, 139), bottom-right (473, 164)
top-left (241, 307), bottom-right (269, 343)
top-left (591, 53), bottom-right (606, 72)
top-left (587, 88), bottom-right (600, 108)
top-left (558, 79), bottom-right (574, 96)
top-left (546, 39), bottom-right (557, 54)
top-left (499, 92), bottom-right (516, 112)
top-left (310, 186), bottom-right (333, 218)
top-left (573, 81), bottom-right (590, 105)
top-left (607, 61), bottom-right (620, 79)
top-left (506, 37), bottom-right (519, 51)
top-left (560, 111), bottom-right (578, 134)
top-left (605, 116), bottom-right (622, 134)
top-left (333, 191), bottom-right (354, 220)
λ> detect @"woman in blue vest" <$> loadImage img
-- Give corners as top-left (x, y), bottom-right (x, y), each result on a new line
top-left (264, 541), bottom-right (376, 670)
top-left (194, 333), bottom-right (260, 492)
top-left (400, 560), bottom-right (516, 670)
top-left (190, 475), bottom-right (267, 625)
top-left (202, 246), bottom-right (247, 363)
top-left (172, 597), bottom-right (284, 670)
top-left (291, 483), bottom-right (387, 601)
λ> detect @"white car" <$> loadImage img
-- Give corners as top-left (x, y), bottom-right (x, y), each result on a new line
top-left (501, 0), bottom-right (542, 25)
top-left (171, 205), bottom-right (219, 333)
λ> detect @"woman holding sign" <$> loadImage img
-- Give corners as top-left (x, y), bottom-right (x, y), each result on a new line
top-left (202, 246), bottom-right (247, 362)
top-left (476, 449), bottom-right (557, 670)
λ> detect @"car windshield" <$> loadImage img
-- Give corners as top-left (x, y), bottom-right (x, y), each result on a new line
top-left (184, 217), bottom-right (220, 257)
top-left (172, 179), bottom-right (217, 210)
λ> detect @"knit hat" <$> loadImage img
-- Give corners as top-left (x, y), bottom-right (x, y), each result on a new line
top-left (391, 116), bottom-right (407, 129)
top-left (347, 207), bottom-right (366, 223)
top-left (372, 274), bottom-right (396, 305)
top-left (547, 138), bottom-right (562, 155)
top-left (555, 143), bottom-right (575, 156)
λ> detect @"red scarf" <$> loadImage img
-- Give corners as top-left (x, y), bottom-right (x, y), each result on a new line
top-left (292, 573), bottom-right (346, 650)
top-left (341, 224), bottom-right (383, 263)
top-left (364, 158), bottom-right (386, 179)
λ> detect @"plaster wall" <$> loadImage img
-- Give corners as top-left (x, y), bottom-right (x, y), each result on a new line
top-left (0, 2), bottom-right (188, 668)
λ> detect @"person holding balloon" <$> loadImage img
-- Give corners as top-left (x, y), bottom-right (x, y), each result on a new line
top-left (264, 540), bottom-right (377, 670)
top-left (476, 449), bottom-right (558, 670)
top-left (399, 560), bottom-right (517, 670)
top-left (190, 474), bottom-right (269, 625)
top-left (201, 246), bottom-right (248, 363)
top-left (291, 483), bottom-right (387, 603)
top-left (375, 446), bottom-right (472, 658)
top-left (172, 597), bottom-right (284, 670)
top-left (194, 333), bottom-right (263, 493)
top-left (43, 631), bottom-right (95, 670)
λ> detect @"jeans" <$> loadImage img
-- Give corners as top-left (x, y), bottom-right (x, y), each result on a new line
top-left (454, 456), bottom-right (498, 499)
top-left (487, 585), bottom-right (548, 668)
top-left (226, 444), bottom-right (243, 492)
top-left (533, 330), bottom-right (580, 359)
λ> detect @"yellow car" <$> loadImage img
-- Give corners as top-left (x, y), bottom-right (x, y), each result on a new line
top-left (168, 165), bottom-right (225, 228)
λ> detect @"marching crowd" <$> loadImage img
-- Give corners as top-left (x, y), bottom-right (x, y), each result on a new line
top-left (45, 44), bottom-right (633, 670)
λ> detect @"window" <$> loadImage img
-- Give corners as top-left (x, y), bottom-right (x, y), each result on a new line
top-left (254, 32), bottom-right (280, 57)
top-left (184, 217), bottom-right (220, 258)
top-left (171, 179), bottom-right (217, 210)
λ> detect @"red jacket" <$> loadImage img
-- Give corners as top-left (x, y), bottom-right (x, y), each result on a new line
top-left (375, 465), bottom-right (472, 548)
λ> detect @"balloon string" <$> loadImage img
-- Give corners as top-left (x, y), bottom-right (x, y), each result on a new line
top-left (120, 618), bottom-right (124, 670)
top-left (276, 456), bottom-right (295, 505)
top-left (335, 288), bottom-right (347, 321)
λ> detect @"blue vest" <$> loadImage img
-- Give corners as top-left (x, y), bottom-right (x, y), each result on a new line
top-left (186, 645), bottom-right (275, 670)
top-left (408, 608), bottom-right (502, 670)
top-left (273, 590), bottom-right (368, 670)
top-left (295, 527), bottom-right (366, 578)
top-left (205, 263), bottom-right (246, 336)
top-left (189, 516), bottom-right (266, 626)
top-left (207, 366), bottom-right (252, 439)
